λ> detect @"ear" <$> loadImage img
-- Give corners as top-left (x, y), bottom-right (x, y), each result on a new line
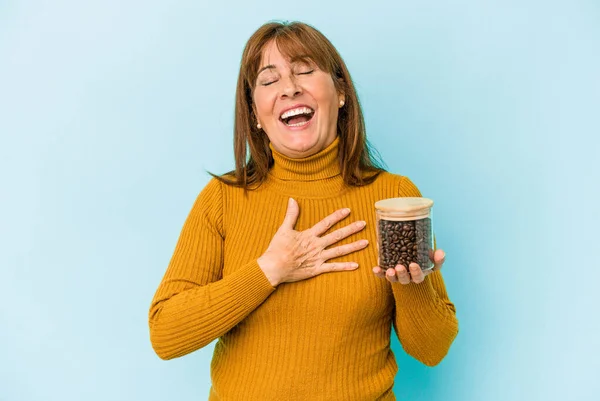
top-left (336, 82), bottom-right (346, 105)
top-left (250, 102), bottom-right (260, 126)
top-left (335, 73), bottom-right (346, 98)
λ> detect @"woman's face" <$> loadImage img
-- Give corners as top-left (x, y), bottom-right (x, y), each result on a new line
top-left (252, 40), bottom-right (344, 159)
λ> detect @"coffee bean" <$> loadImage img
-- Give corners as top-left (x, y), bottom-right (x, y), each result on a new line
top-left (377, 218), bottom-right (433, 271)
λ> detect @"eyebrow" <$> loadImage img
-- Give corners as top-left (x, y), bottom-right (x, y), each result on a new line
top-left (256, 56), bottom-right (315, 76)
top-left (257, 64), bottom-right (276, 76)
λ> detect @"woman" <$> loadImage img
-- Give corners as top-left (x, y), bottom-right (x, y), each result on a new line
top-left (149, 21), bottom-right (458, 400)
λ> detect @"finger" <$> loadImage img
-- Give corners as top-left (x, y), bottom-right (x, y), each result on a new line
top-left (409, 262), bottom-right (425, 283)
top-left (432, 249), bottom-right (446, 271)
top-left (372, 266), bottom-right (386, 278)
top-left (309, 208), bottom-right (351, 236)
top-left (280, 198), bottom-right (300, 230)
top-left (321, 239), bottom-right (369, 260)
top-left (320, 220), bottom-right (366, 247)
top-left (395, 265), bottom-right (411, 285)
top-left (280, 198), bottom-right (300, 231)
top-left (320, 261), bottom-right (360, 274)
top-left (385, 267), bottom-right (398, 283)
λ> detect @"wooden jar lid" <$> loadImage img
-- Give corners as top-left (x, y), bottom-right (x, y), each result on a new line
top-left (374, 197), bottom-right (433, 219)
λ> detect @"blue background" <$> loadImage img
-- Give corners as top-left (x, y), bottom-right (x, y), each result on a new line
top-left (1, 1), bottom-right (599, 400)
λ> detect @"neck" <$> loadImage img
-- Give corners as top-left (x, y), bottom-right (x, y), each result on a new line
top-left (262, 136), bottom-right (346, 199)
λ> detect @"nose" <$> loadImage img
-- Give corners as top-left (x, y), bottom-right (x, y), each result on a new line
top-left (280, 74), bottom-right (302, 99)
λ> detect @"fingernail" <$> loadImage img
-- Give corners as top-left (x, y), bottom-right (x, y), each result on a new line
top-left (289, 198), bottom-right (294, 205)
top-left (343, 208), bottom-right (351, 214)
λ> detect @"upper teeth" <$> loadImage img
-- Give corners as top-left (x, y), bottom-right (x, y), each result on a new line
top-left (280, 107), bottom-right (313, 120)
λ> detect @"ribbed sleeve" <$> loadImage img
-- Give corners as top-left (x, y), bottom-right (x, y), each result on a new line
top-left (391, 176), bottom-right (459, 366)
top-left (148, 178), bottom-right (276, 360)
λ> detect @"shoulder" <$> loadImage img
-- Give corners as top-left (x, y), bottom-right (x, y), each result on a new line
top-left (190, 177), bottom-right (226, 221)
top-left (372, 171), bottom-right (423, 197)
top-left (198, 176), bottom-right (224, 202)
top-left (188, 177), bottom-right (225, 235)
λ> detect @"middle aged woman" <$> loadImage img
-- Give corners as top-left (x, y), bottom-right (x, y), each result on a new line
top-left (149, 20), bottom-right (459, 401)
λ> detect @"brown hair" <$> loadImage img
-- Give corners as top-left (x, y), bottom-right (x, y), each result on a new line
top-left (209, 20), bottom-right (387, 190)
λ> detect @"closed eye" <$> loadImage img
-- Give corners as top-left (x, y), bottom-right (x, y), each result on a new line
top-left (261, 70), bottom-right (312, 86)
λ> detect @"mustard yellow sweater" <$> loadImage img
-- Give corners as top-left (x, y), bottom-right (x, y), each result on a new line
top-left (148, 136), bottom-right (458, 400)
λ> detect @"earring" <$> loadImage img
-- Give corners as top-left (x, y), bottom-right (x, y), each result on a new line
top-left (339, 100), bottom-right (345, 107)
top-left (257, 123), bottom-right (262, 129)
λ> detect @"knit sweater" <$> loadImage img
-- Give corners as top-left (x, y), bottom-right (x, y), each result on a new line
top-left (148, 135), bottom-right (459, 400)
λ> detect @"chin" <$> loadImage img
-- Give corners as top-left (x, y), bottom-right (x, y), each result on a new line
top-left (284, 134), bottom-right (323, 156)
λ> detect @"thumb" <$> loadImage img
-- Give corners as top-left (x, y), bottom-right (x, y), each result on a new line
top-left (281, 198), bottom-right (299, 231)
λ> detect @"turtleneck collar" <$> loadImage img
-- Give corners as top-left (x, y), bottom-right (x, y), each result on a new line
top-left (268, 136), bottom-right (342, 181)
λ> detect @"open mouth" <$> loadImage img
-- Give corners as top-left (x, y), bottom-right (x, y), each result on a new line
top-left (279, 106), bottom-right (315, 127)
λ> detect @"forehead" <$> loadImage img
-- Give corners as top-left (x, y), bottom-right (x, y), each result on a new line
top-left (259, 41), bottom-right (284, 65)
top-left (259, 40), bottom-right (313, 69)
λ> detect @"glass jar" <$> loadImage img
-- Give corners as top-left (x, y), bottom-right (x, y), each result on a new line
top-left (374, 197), bottom-right (435, 272)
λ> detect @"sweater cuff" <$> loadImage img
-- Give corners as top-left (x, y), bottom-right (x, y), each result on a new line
top-left (225, 259), bottom-right (277, 310)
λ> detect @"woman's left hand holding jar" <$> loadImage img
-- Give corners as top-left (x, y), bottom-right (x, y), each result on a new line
top-left (372, 249), bottom-right (446, 285)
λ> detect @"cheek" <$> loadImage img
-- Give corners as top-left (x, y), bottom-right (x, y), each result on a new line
top-left (253, 90), bottom-right (277, 121)
top-left (311, 80), bottom-right (339, 113)
top-left (315, 93), bottom-right (339, 122)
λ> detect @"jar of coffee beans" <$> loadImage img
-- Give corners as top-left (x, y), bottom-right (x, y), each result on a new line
top-left (374, 197), bottom-right (435, 272)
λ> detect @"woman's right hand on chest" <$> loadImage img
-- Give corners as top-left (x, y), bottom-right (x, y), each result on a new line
top-left (257, 198), bottom-right (369, 287)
